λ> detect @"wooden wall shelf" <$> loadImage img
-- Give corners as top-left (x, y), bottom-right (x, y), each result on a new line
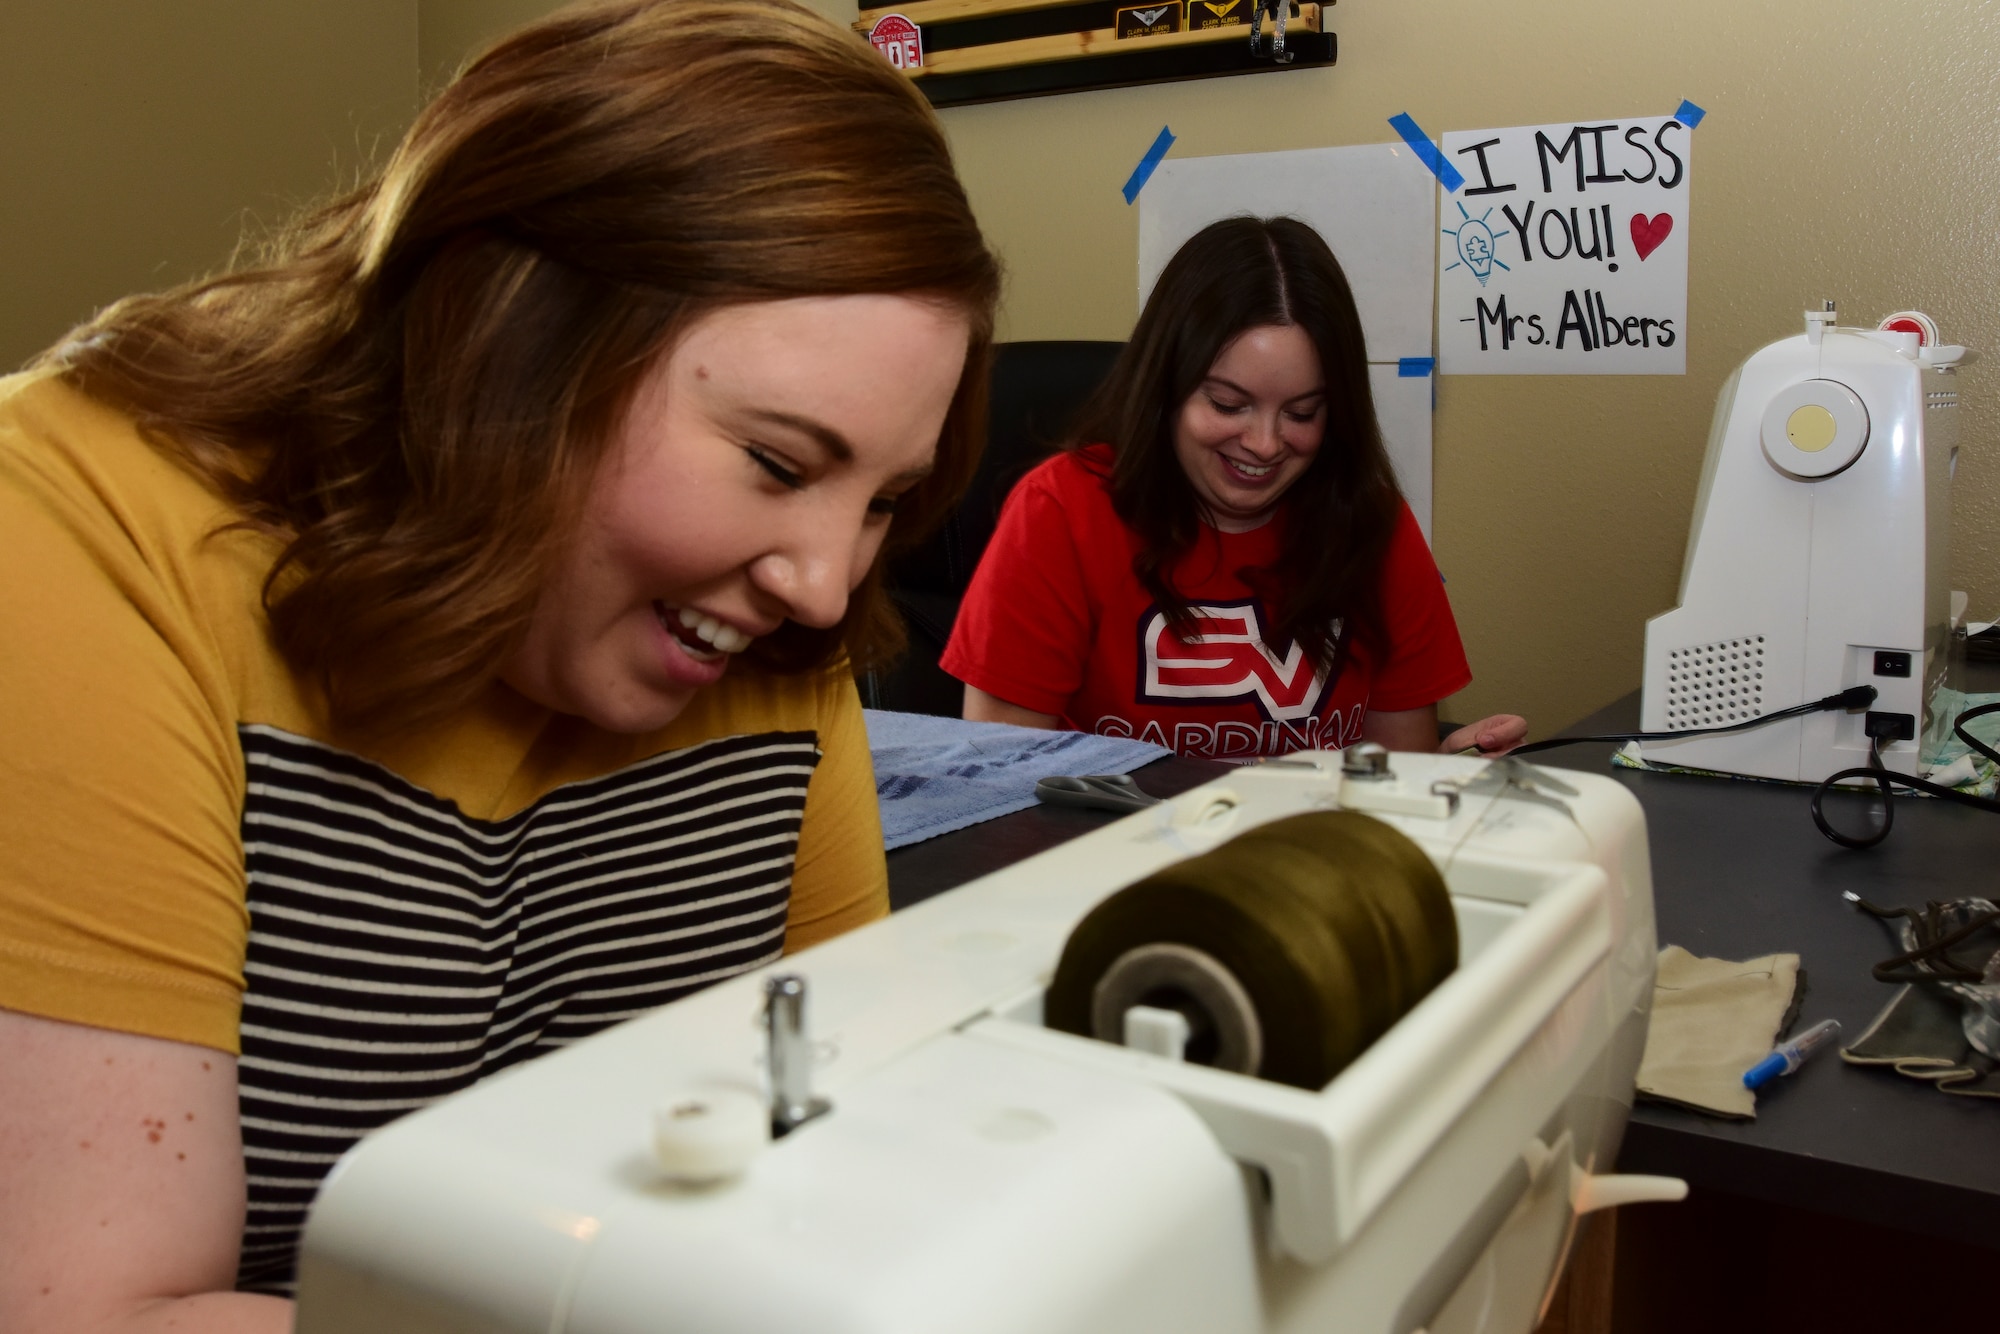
top-left (856, 0), bottom-right (1336, 107)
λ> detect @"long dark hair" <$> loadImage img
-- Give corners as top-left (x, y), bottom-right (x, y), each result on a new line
top-left (43, 0), bottom-right (999, 732)
top-left (1070, 215), bottom-right (1401, 672)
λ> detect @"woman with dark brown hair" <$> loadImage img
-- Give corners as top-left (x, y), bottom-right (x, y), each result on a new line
top-left (0, 2), bottom-right (997, 1328)
top-left (943, 216), bottom-right (1520, 760)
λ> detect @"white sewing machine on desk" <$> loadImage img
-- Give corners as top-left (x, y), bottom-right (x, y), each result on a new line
top-left (1641, 304), bottom-right (1970, 782)
top-left (297, 751), bottom-right (1674, 1334)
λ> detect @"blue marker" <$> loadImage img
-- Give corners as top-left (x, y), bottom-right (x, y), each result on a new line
top-left (1742, 1018), bottom-right (1841, 1090)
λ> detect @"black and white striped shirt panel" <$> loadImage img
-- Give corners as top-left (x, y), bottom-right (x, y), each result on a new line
top-left (232, 724), bottom-right (821, 1294)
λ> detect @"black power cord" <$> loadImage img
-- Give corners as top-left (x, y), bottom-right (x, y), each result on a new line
top-left (1809, 701), bottom-right (2000, 849)
top-left (1508, 688), bottom-right (2000, 850)
top-left (1508, 685), bottom-right (1882, 757)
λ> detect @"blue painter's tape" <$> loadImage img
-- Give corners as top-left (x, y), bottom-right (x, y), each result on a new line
top-left (1398, 356), bottom-right (1435, 377)
top-left (1122, 126), bottom-right (1176, 205)
top-left (1675, 99), bottom-right (1707, 128)
top-left (1388, 113), bottom-right (1464, 193)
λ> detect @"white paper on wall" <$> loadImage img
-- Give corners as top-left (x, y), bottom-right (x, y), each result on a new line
top-left (1138, 143), bottom-right (1437, 363)
top-left (1436, 116), bottom-right (1691, 375)
top-left (1369, 366), bottom-right (1433, 542)
top-left (1137, 143), bottom-right (1439, 533)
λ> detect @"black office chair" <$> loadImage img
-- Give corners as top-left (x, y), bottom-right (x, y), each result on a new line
top-left (861, 340), bottom-right (1124, 716)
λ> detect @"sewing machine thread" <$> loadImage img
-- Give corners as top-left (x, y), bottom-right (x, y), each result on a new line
top-left (1046, 811), bottom-right (1456, 1089)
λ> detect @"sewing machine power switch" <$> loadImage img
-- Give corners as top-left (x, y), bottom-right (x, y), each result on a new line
top-left (1872, 650), bottom-right (1912, 678)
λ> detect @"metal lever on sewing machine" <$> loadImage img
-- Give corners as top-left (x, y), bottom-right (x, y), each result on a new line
top-left (765, 974), bottom-right (830, 1137)
top-left (1335, 744), bottom-right (1460, 820)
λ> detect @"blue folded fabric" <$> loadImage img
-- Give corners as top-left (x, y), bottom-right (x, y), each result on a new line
top-left (864, 710), bottom-right (1172, 850)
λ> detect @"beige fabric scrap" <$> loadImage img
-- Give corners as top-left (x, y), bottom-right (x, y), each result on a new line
top-left (1636, 946), bottom-right (1800, 1119)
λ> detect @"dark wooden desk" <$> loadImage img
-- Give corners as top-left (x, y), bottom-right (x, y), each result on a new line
top-left (1532, 691), bottom-right (2000, 1250)
top-left (883, 701), bottom-right (2000, 1256)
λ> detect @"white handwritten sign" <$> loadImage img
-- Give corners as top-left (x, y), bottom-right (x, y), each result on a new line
top-left (1436, 116), bottom-right (1690, 374)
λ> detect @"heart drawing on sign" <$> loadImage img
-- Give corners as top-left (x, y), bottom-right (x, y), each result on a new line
top-left (1630, 213), bottom-right (1674, 260)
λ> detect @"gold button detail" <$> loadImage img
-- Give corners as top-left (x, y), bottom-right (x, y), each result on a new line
top-left (1786, 404), bottom-right (1839, 452)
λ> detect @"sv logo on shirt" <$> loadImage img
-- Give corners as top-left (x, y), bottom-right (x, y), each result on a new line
top-left (1137, 599), bottom-right (1336, 722)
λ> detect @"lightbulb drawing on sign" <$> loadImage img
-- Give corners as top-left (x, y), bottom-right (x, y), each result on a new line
top-left (1442, 201), bottom-right (1510, 288)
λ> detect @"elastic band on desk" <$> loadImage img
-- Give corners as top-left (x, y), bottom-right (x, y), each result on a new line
top-left (1398, 356), bottom-right (1435, 378)
top-left (1388, 113), bottom-right (1463, 193)
top-left (1675, 99), bottom-right (1707, 128)
top-left (1122, 126), bottom-right (1176, 205)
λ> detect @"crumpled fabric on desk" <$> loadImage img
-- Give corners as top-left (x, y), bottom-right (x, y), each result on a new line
top-left (1636, 946), bottom-right (1802, 1119)
top-left (1843, 984), bottom-right (2000, 1098)
top-left (865, 710), bottom-right (1170, 850)
top-left (1841, 893), bottom-right (2000, 1099)
top-left (1918, 687), bottom-right (2000, 796)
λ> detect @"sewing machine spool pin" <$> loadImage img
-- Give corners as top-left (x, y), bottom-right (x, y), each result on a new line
top-left (1092, 942), bottom-right (1264, 1074)
top-left (1342, 742), bottom-right (1392, 781)
top-left (765, 974), bottom-right (830, 1137)
top-left (1337, 744), bottom-right (1461, 820)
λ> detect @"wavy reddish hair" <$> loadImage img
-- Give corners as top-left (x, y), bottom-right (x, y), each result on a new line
top-left (48, 0), bottom-right (999, 731)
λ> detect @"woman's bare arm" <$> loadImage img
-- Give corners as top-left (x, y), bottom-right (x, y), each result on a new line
top-left (1362, 707), bottom-right (1527, 756)
top-left (0, 1008), bottom-right (293, 1334)
top-left (962, 684), bottom-right (1059, 730)
top-left (1360, 705), bottom-right (1443, 754)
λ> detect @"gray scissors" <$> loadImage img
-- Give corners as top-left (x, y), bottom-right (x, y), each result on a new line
top-left (1034, 773), bottom-right (1161, 815)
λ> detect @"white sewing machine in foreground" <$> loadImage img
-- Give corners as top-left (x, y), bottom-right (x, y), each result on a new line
top-left (1641, 304), bottom-right (1970, 782)
top-left (298, 751), bottom-right (1674, 1334)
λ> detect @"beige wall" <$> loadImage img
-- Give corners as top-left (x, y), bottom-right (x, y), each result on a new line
top-left (939, 0), bottom-right (2000, 732)
top-left (0, 0), bottom-right (855, 375)
top-left (417, 0), bottom-right (566, 93)
top-left (416, 0), bottom-right (858, 92)
top-left (0, 2), bottom-right (418, 373)
top-left (0, 0), bottom-right (878, 373)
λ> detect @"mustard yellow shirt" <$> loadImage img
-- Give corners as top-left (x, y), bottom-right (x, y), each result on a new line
top-left (0, 373), bottom-right (888, 1057)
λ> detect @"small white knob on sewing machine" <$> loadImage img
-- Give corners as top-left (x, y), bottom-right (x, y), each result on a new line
top-left (652, 1087), bottom-right (769, 1184)
top-left (1759, 379), bottom-right (1869, 479)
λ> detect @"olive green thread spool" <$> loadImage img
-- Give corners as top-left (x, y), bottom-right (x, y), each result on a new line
top-left (1046, 811), bottom-right (1456, 1090)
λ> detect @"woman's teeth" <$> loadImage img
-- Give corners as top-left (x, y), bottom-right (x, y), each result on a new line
top-left (661, 605), bottom-right (752, 657)
top-left (1226, 457), bottom-right (1275, 478)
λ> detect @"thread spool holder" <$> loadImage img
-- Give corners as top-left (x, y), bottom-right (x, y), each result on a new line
top-left (968, 855), bottom-right (1611, 1264)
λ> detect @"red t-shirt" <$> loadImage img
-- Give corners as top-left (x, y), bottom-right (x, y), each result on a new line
top-left (941, 447), bottom-right (1472, 759)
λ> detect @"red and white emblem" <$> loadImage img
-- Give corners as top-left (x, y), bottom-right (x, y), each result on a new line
top-left (867, 14), bottom-right (923, 70)
top-left (1139, 600), bottom-right (1335, 722)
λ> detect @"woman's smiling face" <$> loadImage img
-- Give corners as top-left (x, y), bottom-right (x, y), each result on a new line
top-left (1171, 322), bottom-right (1327, 532)
top-left (502, 294), bottom-right (969, 733)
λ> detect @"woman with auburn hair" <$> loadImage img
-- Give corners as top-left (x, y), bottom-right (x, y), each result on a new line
top-left (0, 1), bottom-right (997, 1327)
top-left (943, 216), bottom-right (1521, 760)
